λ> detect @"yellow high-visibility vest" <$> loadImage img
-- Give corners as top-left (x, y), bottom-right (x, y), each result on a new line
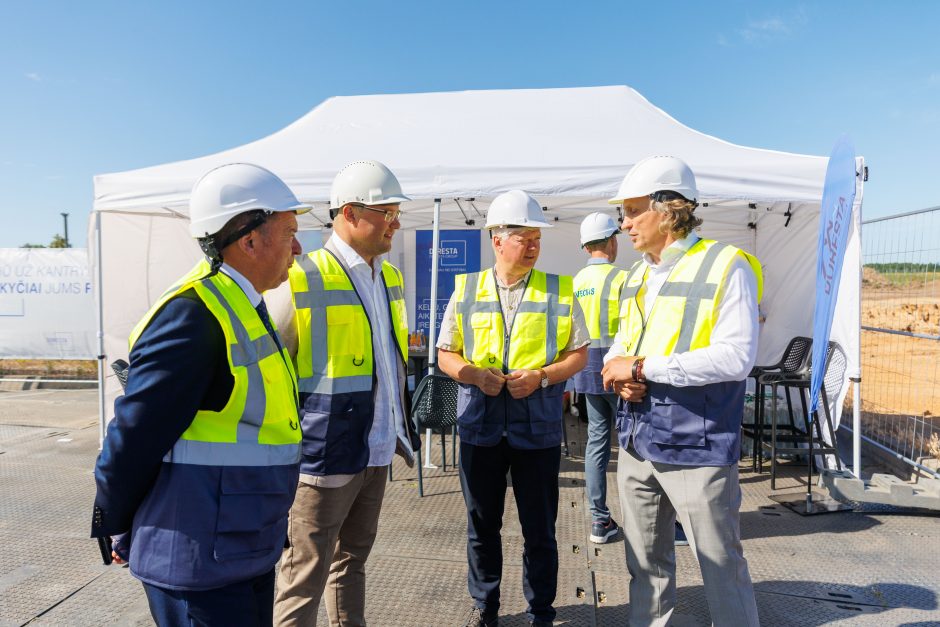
top-left (618, 239), bottom-right (763, 357)
top-left (453, 268), bottom-right (573, 371)
top-left (573, 262), bottom-right (628, 350)
top-left (129, 259), bottom-right (301, 465)
top-left (289, 249), bottom-right (408, 396)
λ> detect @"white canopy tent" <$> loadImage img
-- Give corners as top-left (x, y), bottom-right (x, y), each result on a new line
top-left (90, 85), bottom-right (865, 473)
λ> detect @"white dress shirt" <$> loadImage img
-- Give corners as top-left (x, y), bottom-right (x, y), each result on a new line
top-left (329, 234), bottom-right (411, 465)
top-left (604, 233), bottom-right (759, 386)
top-left (220, 263), bottom-right (261, 307)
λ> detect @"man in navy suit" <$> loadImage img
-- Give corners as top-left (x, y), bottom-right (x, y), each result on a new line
top-left (91, 163), bottom-right (310, 627)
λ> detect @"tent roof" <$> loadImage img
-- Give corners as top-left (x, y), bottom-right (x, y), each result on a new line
top-left (93, 85), bottom-right (830, 220)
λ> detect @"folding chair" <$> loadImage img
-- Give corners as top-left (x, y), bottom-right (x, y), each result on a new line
top-left (411, 370), bottom-right (460, 497)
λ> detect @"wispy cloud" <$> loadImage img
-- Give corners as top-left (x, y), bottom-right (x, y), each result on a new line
top-left (928, 72), bottom-right (940, 87)
top-left (719, 8), bottom-right (808, 47)
top-left (25, 72), bottom-right (41, 82)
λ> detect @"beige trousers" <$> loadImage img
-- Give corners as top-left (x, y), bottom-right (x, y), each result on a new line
top-left (617, 446), bottom-right (760, 627)
top-left (274, 466), bottom-right (387, 627)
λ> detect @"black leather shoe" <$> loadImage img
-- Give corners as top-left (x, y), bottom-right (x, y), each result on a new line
top-left (464, 606), bottom-right (498, 627)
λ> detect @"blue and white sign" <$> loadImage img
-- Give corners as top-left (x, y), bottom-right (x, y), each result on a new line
top-left (0, 248), bottom-right (96, 359)
top-left (810, 136), bottom-right (857, 412)
top-left (415, 230), bottom-right (481, 342)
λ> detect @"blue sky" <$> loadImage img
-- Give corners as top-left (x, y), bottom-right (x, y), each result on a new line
top-left (2, 1), bottom-right (938, 248)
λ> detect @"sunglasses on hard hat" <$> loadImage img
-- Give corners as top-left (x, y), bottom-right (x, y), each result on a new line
top-left (353, 203), bottom-right (402, 223)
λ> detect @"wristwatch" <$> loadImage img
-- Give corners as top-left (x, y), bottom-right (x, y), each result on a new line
top-left (538, 368), bottom-right (550, 388)
top-left (632, 357), bottom-right (646, 382)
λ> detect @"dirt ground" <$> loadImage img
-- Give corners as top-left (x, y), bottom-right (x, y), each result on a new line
top-left (859, 268), bottom-right (940, 416)
top-left (853, 268), bottom-right (940, 462)
top-left (0, 358), bottom-right (96, 379)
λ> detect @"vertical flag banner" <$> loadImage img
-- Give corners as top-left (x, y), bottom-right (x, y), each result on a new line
top-left (415, 230), bottom-right (480, 342)
top-left (810, 136), bottom-right (857, 412)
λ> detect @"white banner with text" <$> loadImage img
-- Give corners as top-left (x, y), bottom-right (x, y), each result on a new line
top-left (0, 248), bottom-right (96, 359)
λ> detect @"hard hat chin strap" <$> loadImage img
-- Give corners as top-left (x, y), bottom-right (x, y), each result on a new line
top-left (650, 190), bottom-right (699, 209)
top-left (198, 236), bottom-right (224, 276)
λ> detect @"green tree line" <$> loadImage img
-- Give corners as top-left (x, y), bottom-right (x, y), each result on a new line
top-left (865, 262), bottom-right (940, 273)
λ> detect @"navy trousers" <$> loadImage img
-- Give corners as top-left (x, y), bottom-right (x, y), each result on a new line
top-left (459, 439), bottom-right (560, 623)
top-left (142, 568), bottom-right (275, 627)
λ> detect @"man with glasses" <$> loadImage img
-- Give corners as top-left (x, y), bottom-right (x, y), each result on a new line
top-left (274, 160), bottom-right (421, 626)
top-left (602, 156), bottom-right (762, 626)
top-left (437, 190), bottom-right (589, 627)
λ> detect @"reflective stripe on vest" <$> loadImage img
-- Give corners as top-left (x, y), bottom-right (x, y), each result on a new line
top-left (289, 249), bottom-right (408, 396)
top-left (617, 239), bottom-right (763, 357)
top-left (454, 269), bottom-right (573, 371)
top-left (573, 263), bottom-right (627, 349)
top-left (129, 260), bottom-right (301, 467)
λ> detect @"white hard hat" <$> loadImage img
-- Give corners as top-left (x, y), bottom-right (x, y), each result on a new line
top-left (580, 212), bottom-right (620, 246)
top-left (189, 163), bottom-right (310, 239)
top-left (329, 160), bottom-right (410, 211)
top-left (484, 190), bottom-right (553, 229)
top-left (608, 156), bottom-right (698, 205)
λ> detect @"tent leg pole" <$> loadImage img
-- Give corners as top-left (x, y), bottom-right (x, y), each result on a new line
top-left (428, 198), bottom-right (442, 366)
top-left (423, 198), bottom-right (444, 472)
top-left (94, 212), bottom-right (107, 449)
top-left (424, 428), bottom-right (437, 469)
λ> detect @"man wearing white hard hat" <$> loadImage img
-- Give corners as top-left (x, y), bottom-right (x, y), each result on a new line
top-left (92, 163), bottom-right (309, 625)
top-left (274, 160), bottom-right (421, 627)
top-left (571, 212), bottom-right (628, 545)
top-left (601, 156), bottom-right (762, 626)
top-left (437, 190), bottom-right (589, 627)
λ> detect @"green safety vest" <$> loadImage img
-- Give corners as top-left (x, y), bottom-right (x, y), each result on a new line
top-left (618, 239), bottom-right (763, 358)
top-left (129, 259), bottom-right (301, 466)
top-left (573, 263), bottom-right (628, 349)
top-left (453, 268), bottom-right (573, 371)
top-left (289, 249), bottom-right (408, 396)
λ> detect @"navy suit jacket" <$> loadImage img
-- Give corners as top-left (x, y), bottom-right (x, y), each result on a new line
top-left (91, 290), bottom-right (234, 539)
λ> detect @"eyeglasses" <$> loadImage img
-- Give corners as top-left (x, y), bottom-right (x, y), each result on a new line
top-left (354, 204), bottom-right (402, 223)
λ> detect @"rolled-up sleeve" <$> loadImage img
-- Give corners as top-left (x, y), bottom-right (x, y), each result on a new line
top-left (563, 298), bottom-right (591, 352)
top-left (435, 292), bottom-right (462, 352)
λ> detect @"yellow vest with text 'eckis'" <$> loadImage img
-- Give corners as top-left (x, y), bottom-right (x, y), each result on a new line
top-left (572, 262), bottom-right (628, 394)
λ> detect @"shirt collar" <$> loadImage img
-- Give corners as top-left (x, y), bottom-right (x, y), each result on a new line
top-left (643, 231), bottom-right (700, 269)
top-left (220, 263), bottom-right (262, 307)
top-left (586, 257), bottom-right (612, 266)
top-left (329, 233), bottom-right (385, 277)
top-left (493, 267), bottom-right (532, 289)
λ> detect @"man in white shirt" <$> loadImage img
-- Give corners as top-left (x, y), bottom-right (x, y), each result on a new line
top-left (602, 156), bottom-right (762, 626)
top-left (273, 161), bottom-right (419, 627)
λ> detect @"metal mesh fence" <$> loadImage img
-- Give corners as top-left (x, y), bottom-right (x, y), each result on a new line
top-left (859, 206), bottom-right (940, 474)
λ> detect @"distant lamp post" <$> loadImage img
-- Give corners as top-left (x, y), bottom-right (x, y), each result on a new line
top-left (61, 212), bottom-right (70, 247)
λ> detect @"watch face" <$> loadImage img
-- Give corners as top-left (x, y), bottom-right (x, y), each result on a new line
top-left (541, 376), bottom-right (549, 388)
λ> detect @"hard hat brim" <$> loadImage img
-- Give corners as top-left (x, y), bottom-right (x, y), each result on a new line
top-left (485, 220), bottom-right (554, 229)
top-left (580, 227), bottom-right (619, 246)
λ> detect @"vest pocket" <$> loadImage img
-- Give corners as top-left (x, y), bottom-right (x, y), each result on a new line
top-left (649, 398), bottom-right (707, 447)
top-left (300, 394), bottom-right (353, 459)
top-left (456, 384), bottom-right (484, 431)
top-left (525, 384), bottom-right (564, 434)
top-left (214, 467), bottom-right (292, 562)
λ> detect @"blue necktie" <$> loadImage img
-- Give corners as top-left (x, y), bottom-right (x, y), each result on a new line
top-left (256, 299), bottom-right (282, 350)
